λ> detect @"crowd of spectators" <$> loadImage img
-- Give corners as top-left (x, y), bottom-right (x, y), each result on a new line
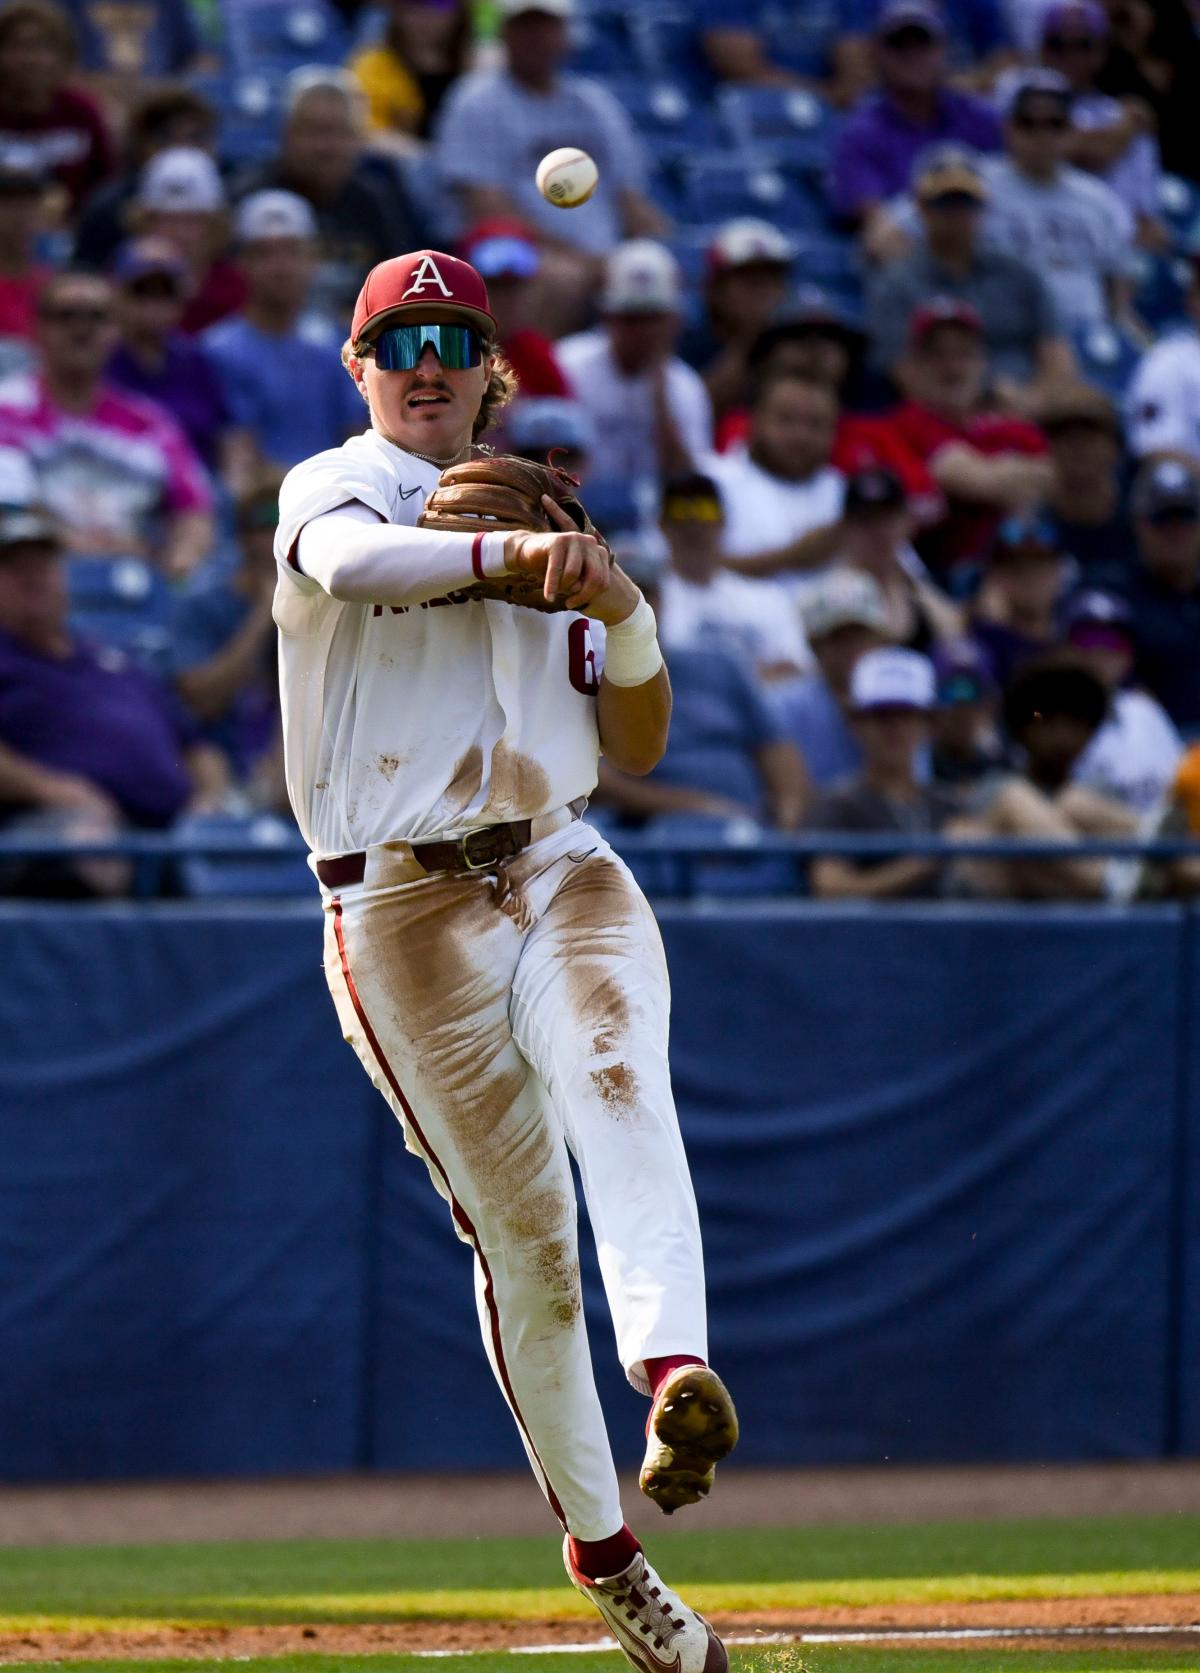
top-left (1, 0), bottom-right (1200, 900)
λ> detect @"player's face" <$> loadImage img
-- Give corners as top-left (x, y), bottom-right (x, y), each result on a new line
top-left (356, 328), bottom-right (493, 459)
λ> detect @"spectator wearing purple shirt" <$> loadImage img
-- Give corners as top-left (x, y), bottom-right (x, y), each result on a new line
top-left (0, 504), bottom-right (229, 891)
top-left (830, 0), bottom-right (1002, 229)
top-left (106, 236), bottom-right (252, 479)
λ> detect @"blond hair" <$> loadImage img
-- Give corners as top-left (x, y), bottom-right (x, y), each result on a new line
top-left (342, 335), bottom-right (519, 441)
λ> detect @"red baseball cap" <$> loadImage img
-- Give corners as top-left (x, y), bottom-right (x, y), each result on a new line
top-left (908, 296), bottom-right (984, 347)
top-left (350, 249), bottom-right (496, 344)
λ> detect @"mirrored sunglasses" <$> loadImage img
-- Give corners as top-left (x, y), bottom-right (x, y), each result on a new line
top-left (368, 321), bottom-right (483, 371)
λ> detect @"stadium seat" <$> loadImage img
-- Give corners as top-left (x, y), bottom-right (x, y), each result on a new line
top-left (716, 86), bottom-right (839, 184)
top-left (1068, 320), bottom-right (1144, 399)
top-left (188, 69), bottom-right (285, 168)
top-left (1157, 173), bottom-right (1200, 246)
top-left (177, 814), bottom-right (312, 897)
top-left (1133, 249), bottom-right (1194, 334)
top-left (224, 0), bottom-right (348, 70)
top-left (66, 557), bottom-right (175, 676)
top-left (675, 153), bottom-right (828, 231)
top-left (627, 5), bottom-right (714, 95)
top-left (602, 78), bottom-right (724, 167)
top-left (611, 815), bottom-right (802, 899)
top-left (568, 9), bottom-right (634, 76)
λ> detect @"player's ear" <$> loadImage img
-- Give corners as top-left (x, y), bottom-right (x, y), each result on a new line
top-left (343, 340), bottom-right (370, 402)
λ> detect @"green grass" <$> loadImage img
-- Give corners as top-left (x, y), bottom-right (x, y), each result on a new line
top-left (2, 1517), bottom-right (1197, 1632)
top-left (5, 1654), bottom-right (1200, 1673)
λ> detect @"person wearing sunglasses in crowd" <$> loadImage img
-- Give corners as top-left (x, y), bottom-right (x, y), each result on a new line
top-left (0, 268), bottom-right (212, 577)
top-left (983, 67), bottom-right (1137, 333)
top-left (272, 248), bottom-right (738, 1673)
top-left (1038, 0), bottom-right (1167, 250)
top-left (107, 235), bottom-right (247, 481)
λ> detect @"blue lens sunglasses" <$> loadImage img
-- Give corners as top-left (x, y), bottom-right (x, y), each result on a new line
top-left (367, 321), bottom-right (484, 371)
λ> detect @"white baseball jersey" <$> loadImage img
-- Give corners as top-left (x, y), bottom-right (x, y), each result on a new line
top-left (1127, 329), bottom-right (1200, 463)
top-left (273, 428), bottom-right (603, 860)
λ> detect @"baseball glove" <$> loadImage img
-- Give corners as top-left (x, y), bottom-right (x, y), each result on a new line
top-left (418, 453), bottom-right (605, 611)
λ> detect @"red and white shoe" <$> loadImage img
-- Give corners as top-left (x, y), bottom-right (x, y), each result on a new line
top-left (640, 1365), bottom-right (739, 1514)
top-left (564, 1539), bottom-right (728, 1673)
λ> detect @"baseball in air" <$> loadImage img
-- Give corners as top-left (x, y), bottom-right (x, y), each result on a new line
top-left (536, 148), bottom-right (599, 208)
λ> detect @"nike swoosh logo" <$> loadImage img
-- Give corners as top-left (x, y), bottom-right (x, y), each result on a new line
top-left (605, 1617), bottom-right (681, 1673)
top-left (397, 484), bottom-right (421, 501)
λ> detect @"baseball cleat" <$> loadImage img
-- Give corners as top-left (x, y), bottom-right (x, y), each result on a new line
top-left (564, 1538), bottom-right (728, 1673)
top-left (640, 1365), bottom-right (739, 1515)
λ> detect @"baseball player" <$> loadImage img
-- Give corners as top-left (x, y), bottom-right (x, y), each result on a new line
top-left (274, 249), bottom-right (737, 1673)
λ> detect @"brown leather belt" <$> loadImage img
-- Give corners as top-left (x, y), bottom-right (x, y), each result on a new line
top-left (316, 819), bottom-right (534, 890)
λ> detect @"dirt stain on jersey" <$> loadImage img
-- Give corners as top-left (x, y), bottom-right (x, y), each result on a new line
top-left (486, 742), bottom-right (551, 817)
top-left (376, 752), bottom-right (404, 783)
top-left (448, 743), bottom-right (484, 805)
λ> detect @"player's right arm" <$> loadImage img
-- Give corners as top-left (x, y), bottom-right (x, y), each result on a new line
top-left (287, 501), bottom-right (610, 611)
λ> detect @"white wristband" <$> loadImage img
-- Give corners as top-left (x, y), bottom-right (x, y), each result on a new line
top-left (601, 595), bottom-right (663, 688)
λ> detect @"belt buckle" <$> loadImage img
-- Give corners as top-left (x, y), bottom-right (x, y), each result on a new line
top-left (460, 825), bottom-right (501, 870)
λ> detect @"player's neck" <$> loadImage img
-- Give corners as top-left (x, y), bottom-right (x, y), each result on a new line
top-left (373, 419), bottom-right (473, 468)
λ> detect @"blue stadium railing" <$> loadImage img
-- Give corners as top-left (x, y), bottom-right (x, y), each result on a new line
top-left (1, 829), bottom-right (1196, 899)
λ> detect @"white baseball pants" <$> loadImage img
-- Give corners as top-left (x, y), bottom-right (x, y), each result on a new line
top-left (322, 817), bottom-right (708, 1540)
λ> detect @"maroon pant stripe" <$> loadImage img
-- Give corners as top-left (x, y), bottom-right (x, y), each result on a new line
top-left (332, 900), bottom-right (568, 1527)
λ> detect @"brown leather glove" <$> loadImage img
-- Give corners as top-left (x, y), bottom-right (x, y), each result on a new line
top-left (418, 454), bottom-right (604, 611)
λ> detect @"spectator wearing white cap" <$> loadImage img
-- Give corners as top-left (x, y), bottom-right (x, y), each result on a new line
top-left (131, 146), bottom-right (247, 335)
top-left (771, 570), bottom-right (892, 788)
top-left (201, 191), bottom-right (365, 474)
top-left (557, 241), bottom-right (712, 520)
top-left (1064, 589), bottom-right (1183, 815)
top-left (234, 68), bottom-right (428, 322)
top-left (434, 0), bottom-right (663, 335)
top-left (807, 646), bottom-right (963, 898)
top-left (807, 642), bottom-right (1121, 899)
top-left (679, 219), bottom-right (795, 426)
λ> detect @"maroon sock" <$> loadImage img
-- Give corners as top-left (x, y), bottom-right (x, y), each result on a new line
top-left (644, 1354), bottom-right (706, 1399)
top-left (569, 1524), bottom-right (641, 1580)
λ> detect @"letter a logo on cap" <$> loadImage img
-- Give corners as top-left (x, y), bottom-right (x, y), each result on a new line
top-left (402, 254), bottom-right (453, 300)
